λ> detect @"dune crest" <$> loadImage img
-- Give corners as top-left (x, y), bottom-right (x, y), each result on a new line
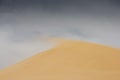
top-left (0, 39), bottom-right (120, 80)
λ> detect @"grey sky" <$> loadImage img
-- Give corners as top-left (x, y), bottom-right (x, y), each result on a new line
top-left (0, 0), bottom-right (120, 69)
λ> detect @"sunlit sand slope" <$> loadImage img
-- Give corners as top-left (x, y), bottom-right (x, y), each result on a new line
top-left (0, 39), bottom-right (120, 80)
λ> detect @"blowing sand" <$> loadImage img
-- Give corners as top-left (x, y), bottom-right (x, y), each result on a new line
top-left (0, 39), bottom-right (120, 80)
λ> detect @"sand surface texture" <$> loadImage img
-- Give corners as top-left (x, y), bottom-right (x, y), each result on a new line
top-left (0, 39), bottom-right (120, 80)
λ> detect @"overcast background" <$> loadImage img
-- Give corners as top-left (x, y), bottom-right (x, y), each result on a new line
top-left (0, 0), bottom-right (120, 69)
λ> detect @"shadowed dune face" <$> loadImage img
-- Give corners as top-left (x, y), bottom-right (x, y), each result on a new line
top-left (0, 40), bottom-right (120, 80)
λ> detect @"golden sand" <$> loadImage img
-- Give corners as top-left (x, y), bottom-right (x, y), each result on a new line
top-left (0, 39), bottom-right (120, 80)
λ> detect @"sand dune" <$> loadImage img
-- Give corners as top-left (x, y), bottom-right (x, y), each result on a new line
top-left (0, 39), bottom-right (120, 80)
